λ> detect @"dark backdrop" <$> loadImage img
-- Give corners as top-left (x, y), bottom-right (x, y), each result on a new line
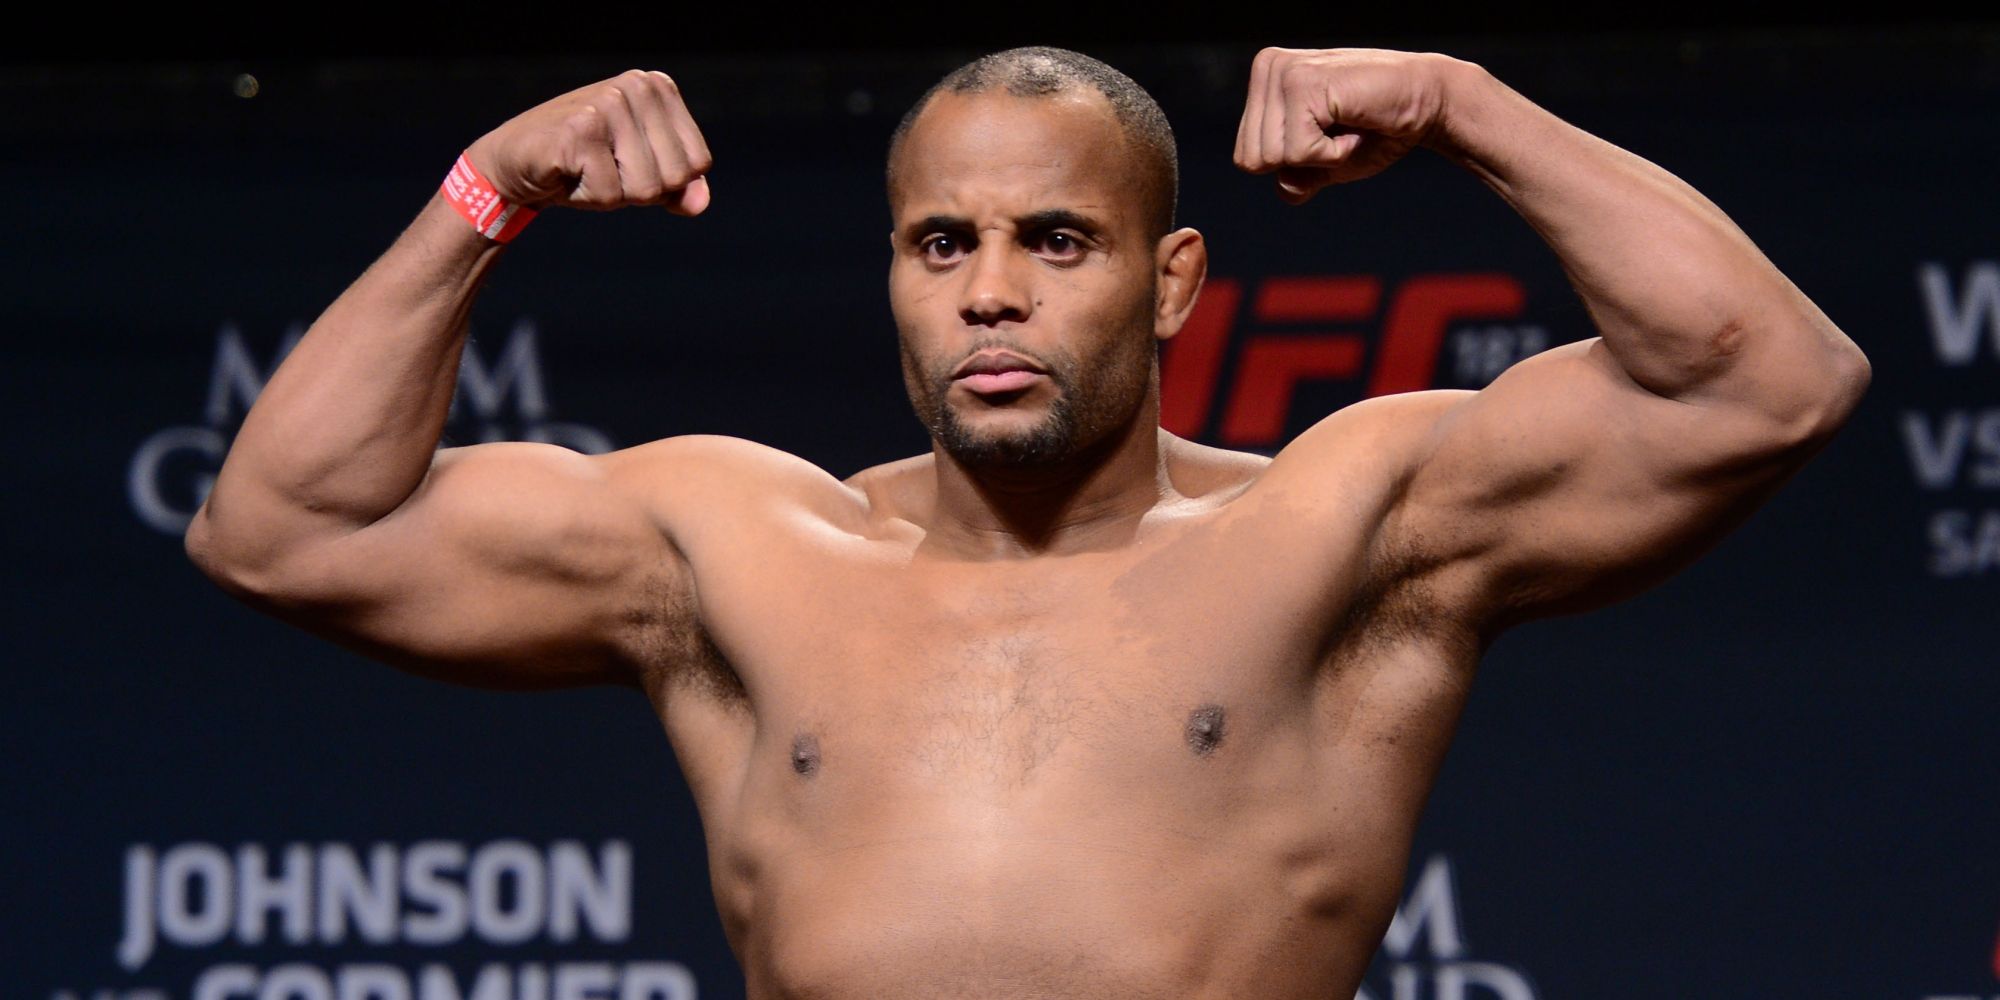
top-left (5, 21), bottom-right (1996, 1000)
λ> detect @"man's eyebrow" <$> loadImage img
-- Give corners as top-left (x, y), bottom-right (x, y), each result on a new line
top-left (1018, 209), bottom-right (1102, 234)
top-left (900, 214), bottom-right (971, 245)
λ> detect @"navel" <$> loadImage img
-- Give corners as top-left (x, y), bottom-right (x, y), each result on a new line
top-left (1183, 703), bottom-right (1226, 757)
top-left (790, 733), bottom-right (822, 777)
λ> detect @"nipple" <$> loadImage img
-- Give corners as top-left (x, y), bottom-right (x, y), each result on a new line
top-left (791, 733), bottom-right (822, 777)
top-left (1184, 704), bottom-right (1226, 757)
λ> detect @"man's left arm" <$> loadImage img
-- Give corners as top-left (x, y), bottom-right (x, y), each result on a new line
top-left (1241, 49), bottom-right (1871, 628)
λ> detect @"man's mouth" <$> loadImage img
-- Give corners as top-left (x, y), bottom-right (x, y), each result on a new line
top-left (951, 349), bottom-right (1048, 394)
top-left (959, 371), bottom-right (1042, 393)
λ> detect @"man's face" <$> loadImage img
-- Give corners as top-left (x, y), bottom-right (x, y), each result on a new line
top-left (887, 89), bottom-right (1161, 470)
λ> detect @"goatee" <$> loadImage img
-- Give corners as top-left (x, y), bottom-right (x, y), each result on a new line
top-left (930, 388), bottom-right (1083, 469)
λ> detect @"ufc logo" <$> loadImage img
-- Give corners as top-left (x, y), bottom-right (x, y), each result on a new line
top-left (1161, 274), bottom-right (1527, 446)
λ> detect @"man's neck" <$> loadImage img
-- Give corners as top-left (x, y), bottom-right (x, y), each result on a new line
top-left (923, 408), bottom-right (1176, 560)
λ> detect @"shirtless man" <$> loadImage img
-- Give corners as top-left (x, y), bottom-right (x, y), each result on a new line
top-left (184, 45), bottom-right (1870, 999)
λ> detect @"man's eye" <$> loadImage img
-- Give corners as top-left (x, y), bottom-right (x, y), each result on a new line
top-left (1038, 232), bottom-right (1084, 257)
top-left (922, 236), bottom-right (965, 260)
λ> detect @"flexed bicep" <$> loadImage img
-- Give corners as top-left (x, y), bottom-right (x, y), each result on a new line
top-left (1232, 46), bottom-right (1866, 635)
top-left (207, 439), bottom-right (686, 690)
top-left (1395, 337), bottom-right (1833, 628)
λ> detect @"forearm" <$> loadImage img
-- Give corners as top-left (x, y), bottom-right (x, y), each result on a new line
top-left (1424, 58), bottom-right (1868, 421)
top-left (189, 192), bottom-right (505, 574)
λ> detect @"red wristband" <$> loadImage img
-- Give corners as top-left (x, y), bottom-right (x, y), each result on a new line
top-left (440, 152), bottom-right (538, 243)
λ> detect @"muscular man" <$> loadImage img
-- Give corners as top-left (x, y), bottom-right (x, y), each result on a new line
top-left (185, 45), bottom-right (1869, 998)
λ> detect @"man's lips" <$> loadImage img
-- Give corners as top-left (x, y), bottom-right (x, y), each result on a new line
top-left (958, 370), bottom-right (1043, 393)
top-left (951, 349), bottom-right (1049, 394)
top-left (952, 349), bottom-right (1048, 379)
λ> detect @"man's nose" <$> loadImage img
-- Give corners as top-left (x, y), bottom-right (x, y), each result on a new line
top-left (958, 244), bottom-right (1032, 327)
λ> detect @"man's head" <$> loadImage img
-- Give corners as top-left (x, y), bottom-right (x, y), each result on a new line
top-left (887, 47), bottom-right (1179, 245)
top-left (885, 47), bottom-right (1204, 472)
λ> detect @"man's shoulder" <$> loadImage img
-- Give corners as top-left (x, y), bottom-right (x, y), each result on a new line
top-left (605, 434), bottom-right (873, 529)
top-left (1267, 390), bottom-right (1472, 476)
top-left (1222, 389), bottom-right (1475, 518)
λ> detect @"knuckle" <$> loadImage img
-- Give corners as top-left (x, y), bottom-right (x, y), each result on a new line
top-left (567, 108), bottom-right (610, 139)
top-left (627, 72), bottom-right (663, 99)
top-left (650, 71), bottom-right (679, 94)
top-left (628, 71), bottom-right (668, 99)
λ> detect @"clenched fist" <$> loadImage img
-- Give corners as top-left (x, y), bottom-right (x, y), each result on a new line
top-left (1234, 48), bottom-right (1460, 205)
top-left (464, 69), bottom-right (714, 215)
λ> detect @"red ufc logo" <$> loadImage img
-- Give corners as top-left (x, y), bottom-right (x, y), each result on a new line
top-left (1160, 274), bottom-right (1526, 446)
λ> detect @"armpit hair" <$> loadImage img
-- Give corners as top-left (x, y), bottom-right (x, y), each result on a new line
top-left (630, 547), bottom-right (748, 710)
top-left (1325, 518), bottom-right (1481, 672)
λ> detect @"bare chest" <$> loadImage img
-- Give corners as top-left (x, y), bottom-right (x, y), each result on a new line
top-left (819, 576), bottom-right (1300, 780)
top-left (676, 516), bottom-right (1357, 792)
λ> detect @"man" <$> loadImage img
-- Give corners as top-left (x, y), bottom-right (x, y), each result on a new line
top-left (185, 45), bottom-right (1869, 999)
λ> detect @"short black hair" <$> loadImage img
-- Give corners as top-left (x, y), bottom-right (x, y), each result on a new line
top-left (886, 46), bottom-right (1178, 242)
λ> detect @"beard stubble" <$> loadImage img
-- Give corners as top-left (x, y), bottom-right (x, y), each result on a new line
top-left (914, 331), bottom-right (1151, 471)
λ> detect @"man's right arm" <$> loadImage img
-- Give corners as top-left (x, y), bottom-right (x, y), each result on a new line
top-left (185, 70), bottom-right (717, 689)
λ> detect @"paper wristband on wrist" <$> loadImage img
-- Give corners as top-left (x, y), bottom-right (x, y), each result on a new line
top-left (440, 152), bottom-right (538, 243)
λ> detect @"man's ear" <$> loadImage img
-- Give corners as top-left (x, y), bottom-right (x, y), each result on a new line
top-left (1153, 228), bottom-right (1208, 342)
